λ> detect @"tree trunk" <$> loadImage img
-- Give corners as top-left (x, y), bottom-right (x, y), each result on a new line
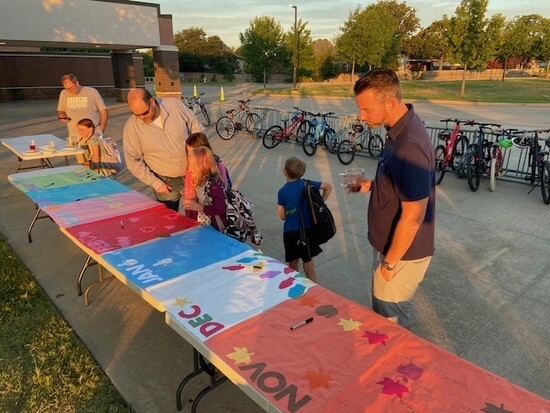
top-left (263, 68), bottom-right (266, 91)
top-left (349, 56), bottom-right (356, 92)
top-left (460, 62), bottom-right (467, 98)
top-left (547, 61), bottom-right (550, 78)
top-left (501, 56), bottom-right (507, 82)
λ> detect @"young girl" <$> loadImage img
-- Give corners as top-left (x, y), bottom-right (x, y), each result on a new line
top-left (184, 146), bottom-right (227, 231)
top-left (76, 118), bottom-right (115, 177)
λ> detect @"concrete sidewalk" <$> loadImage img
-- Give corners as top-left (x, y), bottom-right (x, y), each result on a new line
top-left (1, 96), bottom-right (549, 412)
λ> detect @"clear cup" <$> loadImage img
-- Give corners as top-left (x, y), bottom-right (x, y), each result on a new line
top-left (29, 140), bottom-right (36, 152)
top-left (66, 137), bottom-right (73, 148)
top-left (338, 167), bottom-right (365, 193)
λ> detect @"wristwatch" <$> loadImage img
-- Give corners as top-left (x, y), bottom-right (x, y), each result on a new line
top-left (381, 261), bottom-right (395, 271)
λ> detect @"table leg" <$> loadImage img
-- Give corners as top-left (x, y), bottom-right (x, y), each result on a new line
top-left (27, 206), bottom-right (50, 243)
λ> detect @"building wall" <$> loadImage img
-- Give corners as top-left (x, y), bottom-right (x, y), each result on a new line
top-left (0, 53), bottom-right (144, 100)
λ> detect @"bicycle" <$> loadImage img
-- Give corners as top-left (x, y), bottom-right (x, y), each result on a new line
top-left (433, 118), bottom-right (471, 185)
top-left (182, 92), bottom-right (210, 126)
top-left (463, 121), bottom-right (502, 192)
top-left (301, 112), bottom-right (336, 156)
top-left (215, 99), bottom-right (262, 140)
top-left (510, 128), bottom-right (550, 203)
top-left (262, 107), bottom-right (311, 149)
top-left (336, 122), bottom-right (383, 165)
top-left (486, 130), bottom-right (514, 192)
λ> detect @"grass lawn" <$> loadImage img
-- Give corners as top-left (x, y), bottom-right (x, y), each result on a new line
top-left (254, 78), bottom-right (550, 103)
top-left (0, 235), bottom-right (133, 413)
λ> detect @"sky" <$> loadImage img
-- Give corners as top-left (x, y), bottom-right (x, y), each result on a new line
top-left (155, 0), bottom-right (550, 49)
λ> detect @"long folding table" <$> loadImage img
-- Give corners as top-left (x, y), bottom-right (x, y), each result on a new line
top-left (8, 166), bottom-right (550, 413)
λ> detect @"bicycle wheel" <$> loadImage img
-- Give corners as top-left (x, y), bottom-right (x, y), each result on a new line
top-left (489, 158), bottom-right (497, 192)
top-left (262, 125), bottom-right (284, 149)
top-left (201, 105), bottom-right (210, 126)
top-left (489, 149), bottom-right (503, 192)
top-left (337, 139), bottom-right (355, 165)
top-left (368, 134), bottom-right (384, 157)
top-left (466, 149), bottom-right (481, 192)
top-left (323, 128), bottom-right (336, 152)
top-left (302, 133), bottom-right (317, 156)
top-left (216, 116), bottom-right (236, 140)
top-left (451, 136), bottom-right (469, 171)
top-left (541, 161), bottom-right (550, 204)
top-left (434, 144), bottom-right (446, 185)
top-left (297, 120), bottom-right (311, 143)
top-left (245, 113), bottom-right (262, 135)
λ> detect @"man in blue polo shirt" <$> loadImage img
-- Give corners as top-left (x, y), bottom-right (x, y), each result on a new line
top-left (353, 68), bottom-right (435, 329)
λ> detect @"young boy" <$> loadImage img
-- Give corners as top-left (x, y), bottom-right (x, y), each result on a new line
top-left (277, 156), bottom-right (333, 283)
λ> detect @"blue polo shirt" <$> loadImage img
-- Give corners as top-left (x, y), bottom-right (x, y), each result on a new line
top-left (368, 104), bottom-right (435, 260)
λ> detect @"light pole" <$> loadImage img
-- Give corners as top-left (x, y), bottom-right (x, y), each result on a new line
top-left (291, 5), bottom-right (298, 90)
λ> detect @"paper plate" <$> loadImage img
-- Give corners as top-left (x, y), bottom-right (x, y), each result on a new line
top-left (60, 147), bottom-right (77, 152)
top-left (22, 150), bottom-right (42, 155)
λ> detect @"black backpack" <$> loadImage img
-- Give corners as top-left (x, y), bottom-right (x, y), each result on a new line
top-left (300, 179), bottom-right (336, 245)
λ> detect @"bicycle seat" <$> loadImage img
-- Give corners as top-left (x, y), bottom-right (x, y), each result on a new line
top-left (226, 109), bottom-right (236, 115)
top-left (352, 123), bottom-right (364, 133)
top-left (438, 129), bottom-right (451, 140)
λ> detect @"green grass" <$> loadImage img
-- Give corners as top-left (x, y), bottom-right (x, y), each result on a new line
top-left (253, 78), bottom-right (550, 103)
top-left (0, 236), bottom-right (133, 413)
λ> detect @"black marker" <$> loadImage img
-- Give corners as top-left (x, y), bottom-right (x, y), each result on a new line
top-left (290, 317), bottom-right (313, 331)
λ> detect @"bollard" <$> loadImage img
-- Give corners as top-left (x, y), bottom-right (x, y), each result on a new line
top-left (193, 84), bottom-right (198, 98)
top-left (220, 86), bottom-right (225, 102)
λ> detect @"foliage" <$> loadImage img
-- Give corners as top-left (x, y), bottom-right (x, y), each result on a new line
top-left (174, 27), bottom-right (239, 74)
top-left (136, 51), bottom-right (154, 77)
top-left (0, 238), bottom-right (132, 413)
top-left (283, 19), bottom-right (315, 81)
top-left (376, 0), bottom-right (420, 66)
top-left (312, 39), bottom-right (338, 81)
top-left (447, 0), bottom-right (504, 96)
top-left (239, 16), bottom-right (287, 83)
top-left (336, 5), bottom-right (397, 75)
top-left (406, 18), bottom-right (451, 62)
top-left (497, 14), bottom-right (548, 73)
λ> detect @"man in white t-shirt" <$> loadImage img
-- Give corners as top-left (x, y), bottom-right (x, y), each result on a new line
top-left (56, 74), bottom-right (108, 148)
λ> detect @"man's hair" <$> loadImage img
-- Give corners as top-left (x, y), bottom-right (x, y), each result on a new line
top-left (354, 68), bottom-right (402, 102)
top-left (61, 74), bottom-right (78, 83)
top-left (284, 156), bottom-right (306, 180)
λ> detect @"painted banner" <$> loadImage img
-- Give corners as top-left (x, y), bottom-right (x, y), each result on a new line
top-left (43, 191), bottom-right (160, 227)
top-left (149, 250), bottom-right (314, 340)
top-left (100, 226), bottom-right (252, 290)
top-left (8, 166), bottom-right (104, 192)
top-left (24, 179), bottom-right (131, 207)
top-left (65, 205), bottom-right (199, 254)
top-left (205, 286), bottom-right (550, 413)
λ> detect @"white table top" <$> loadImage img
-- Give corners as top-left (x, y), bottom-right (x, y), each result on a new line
top-left (1, 134), bottom-right (85, 160)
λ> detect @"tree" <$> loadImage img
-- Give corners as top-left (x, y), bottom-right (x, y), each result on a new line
top-left (497, 15), bottom-right (549, 81)
top-left (239, 16), bottom-right (286, 87)
top-left (174, 27), bottom-right (238, 76)
top-left (538, 21), bottom-right (550, 77)
top-left (405, 18), bottom-right (451, 70)
top-left (377, 0), bottom-right (420, 67)
top-left (336, 5), bottom-right (397, 83)
top-left (447, 0), bottom-right (503, 97)
top-left (283, 19), bottom-right (314, 81)
top-left (312, 39), bottom-right (338, 81)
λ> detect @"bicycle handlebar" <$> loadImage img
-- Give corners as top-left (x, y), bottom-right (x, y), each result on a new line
top-left (439, 118), bottom-right (474, 124)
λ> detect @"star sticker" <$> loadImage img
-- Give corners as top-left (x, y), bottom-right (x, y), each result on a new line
top-left (337, 318), bottom-right (362, 331)
top-left (303, 370), bottom-right (332, 390)
top-left (298, 295), bottom-right (319, 308)
top-left (227, 347), bottom-right (255, 365)
top-left (174, 297), bottom-right (190, 307)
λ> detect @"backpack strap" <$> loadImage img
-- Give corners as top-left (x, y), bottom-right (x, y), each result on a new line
top-left (298, 179), bottom-right (308, 243)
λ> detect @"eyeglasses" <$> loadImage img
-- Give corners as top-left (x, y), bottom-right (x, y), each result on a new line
top-left (133, 99), bottom-right (152, 117)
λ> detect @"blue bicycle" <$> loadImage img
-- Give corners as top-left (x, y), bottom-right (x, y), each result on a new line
top-left (302, 112), bottom-right (335, 156)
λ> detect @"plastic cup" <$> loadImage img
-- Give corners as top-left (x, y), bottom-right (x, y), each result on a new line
top-left (338, 167), bottom-right (365, 193)
top-left (29, 140), bottom-right (36, 152)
